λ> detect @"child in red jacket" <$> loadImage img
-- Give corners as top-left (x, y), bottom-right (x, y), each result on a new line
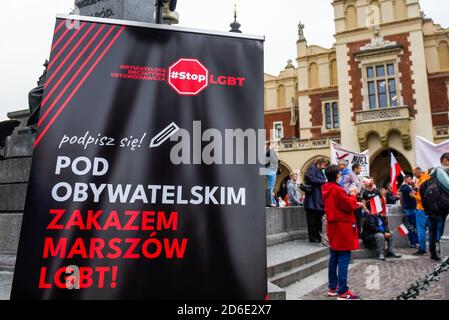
top-left (322, 165), bottom-right (362, 300)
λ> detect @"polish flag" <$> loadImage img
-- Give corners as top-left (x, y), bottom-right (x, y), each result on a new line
top-left (369, 195), bottom-right (383, 214)
top-left (390, 153), bottom-right (404, 196)
top-left (397, 224), bottom-right (409, 237)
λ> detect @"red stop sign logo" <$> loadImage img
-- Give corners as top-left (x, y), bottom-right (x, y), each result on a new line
top-left (168, 58), bottom-right (209, 96)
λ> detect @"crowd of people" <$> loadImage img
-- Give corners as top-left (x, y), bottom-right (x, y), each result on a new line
top-left (265, 149), bottom-right (449, 300)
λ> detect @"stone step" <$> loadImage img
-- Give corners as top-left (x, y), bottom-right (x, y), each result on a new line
top-left (0, 184), bottom-right (28, 212)
top-left (352, 240), bottom-right (382, 259)
top-left (0, 158), bottom-right (32, 184)
top-left (352, 248), bottom-right (378, 259)
top-left (269, 256), bottom-right (329, 289)
top-left (267, 230), bottom-right (307, 247)
top-left (0, 254), bottom-right (16, 272)
top-left (267, 281), bottom-right (286, 300)
top-left (284, 258), bottom-right (364, 300)
top-left (267, 240), bottom-right (328, 278)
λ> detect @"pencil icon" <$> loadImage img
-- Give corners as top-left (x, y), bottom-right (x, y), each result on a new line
top-left (150, 122), bottom-right (180, 148)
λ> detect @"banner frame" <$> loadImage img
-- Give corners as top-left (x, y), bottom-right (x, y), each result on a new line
top-left (56, 14), bottom-right (265, 41)
top-left (12, 15), bottom-right (267, 299)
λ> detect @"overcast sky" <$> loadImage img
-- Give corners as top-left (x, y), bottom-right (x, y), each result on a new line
top-left (0, 0), bottom-right (448, 120)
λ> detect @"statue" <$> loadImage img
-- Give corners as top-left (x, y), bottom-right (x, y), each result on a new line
top-left (27, 60), bottom-right (48, 128)
top-left (298, 21), bottom-right (305, 41)
top-left (290, 97), bottom-right (298, 126)
top-left (230, 3), bottom-right (242, 33)
top-left (285, 59), bottom-right (295, 69)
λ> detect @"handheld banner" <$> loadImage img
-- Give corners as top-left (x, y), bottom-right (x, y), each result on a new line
top-left (330, 140), bottom-right (370, 177)
top-left (11, 15), bottom-right (266, 300)
top-left (416, 135), bottom-right (449, 171)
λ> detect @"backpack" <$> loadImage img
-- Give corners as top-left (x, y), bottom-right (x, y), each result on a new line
top-left (420, 178), bottom-right (449, 217)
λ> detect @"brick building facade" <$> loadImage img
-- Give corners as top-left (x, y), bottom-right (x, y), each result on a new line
top-left (265, 0), bottom-right (449, 189)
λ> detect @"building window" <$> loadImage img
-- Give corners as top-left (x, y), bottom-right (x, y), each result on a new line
top-left (366, 63), bottom-right (398, 109)
top-left (277, 85), bottom-right (286, 107)
top-left (273, 122), bottom-right (284, 141)
top-left (394, 0), bottom-right (407, 20)
top-left (324, 101), bottom-right (339, 130)
top-left (309, 63), bottom-right (319, 89)
top-left (345, 5), bottom-right (358, 30)
top-left (438, 41), bottom-right (449, 71)
top-left (330, 59), bottom-right (338, 86)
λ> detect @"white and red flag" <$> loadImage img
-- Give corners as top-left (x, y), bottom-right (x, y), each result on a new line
top-left (397, 224), bottom-right (409, 237)
top-left (369, 195), bottom-right (383, 214)
top-left (390, 153), bottom-right (404, 196)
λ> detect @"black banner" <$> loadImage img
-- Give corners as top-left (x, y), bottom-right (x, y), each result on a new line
top-left (11, 16), bottom-right (266, 299)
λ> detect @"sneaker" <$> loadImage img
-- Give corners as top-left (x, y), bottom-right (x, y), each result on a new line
top-left (328, 288), bottom-right (338, 297)
top-left (413, 250), bottom-right (426, 256)
top-left (337, 290), bottom-right (361, 300)
top-left (378, 254), bottom-right (386, 261)
top-left (386, 252), bottom-right (402, 258)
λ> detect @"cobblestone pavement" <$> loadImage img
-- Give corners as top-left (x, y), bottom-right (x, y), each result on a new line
top-left (302, 248), bottom-right (445, 300)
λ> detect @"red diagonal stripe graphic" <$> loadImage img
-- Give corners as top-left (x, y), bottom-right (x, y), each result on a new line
top-left (42, 24), bottom-right (98, 92)
top-left (51, 20), bottom-right (76, 51)
top-left (40, 23), bottom-right (104, 124)
top-left (54, 20), bottom-right (66, 35)
top-left (48, 22), bottom-right (86, 71)
top-left (34, 26), bottom-right (125, 148)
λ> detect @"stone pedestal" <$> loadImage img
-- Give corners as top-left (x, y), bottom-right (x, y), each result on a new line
top-left (75, 0), bottom-right (156, 23)
top-left (0, 110), bottom-right (34, 255)
top-left (387, 205), bottom-right (412, 248)
top-left (265, 207), bottom-right (308, 247)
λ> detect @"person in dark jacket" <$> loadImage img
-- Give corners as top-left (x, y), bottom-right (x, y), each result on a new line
top-left (304, 158), bottom-right (328, 243)
top-left (362, 211), bottom-right (402, 261)
top-left (322, 165), bottom-right (361, 300)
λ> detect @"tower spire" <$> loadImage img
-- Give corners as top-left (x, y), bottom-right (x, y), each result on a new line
top-left (229, 2), bottom-right (242, 33)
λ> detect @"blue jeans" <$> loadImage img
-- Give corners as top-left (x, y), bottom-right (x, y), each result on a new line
top-left (403, 209), bottom-right (418, 247)
top-left (328, 249), bottom-right (351, 294)
top-left (416, 210), bottom-right (428, 252)
top-left (266, 174), bottom-right (276, 205)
